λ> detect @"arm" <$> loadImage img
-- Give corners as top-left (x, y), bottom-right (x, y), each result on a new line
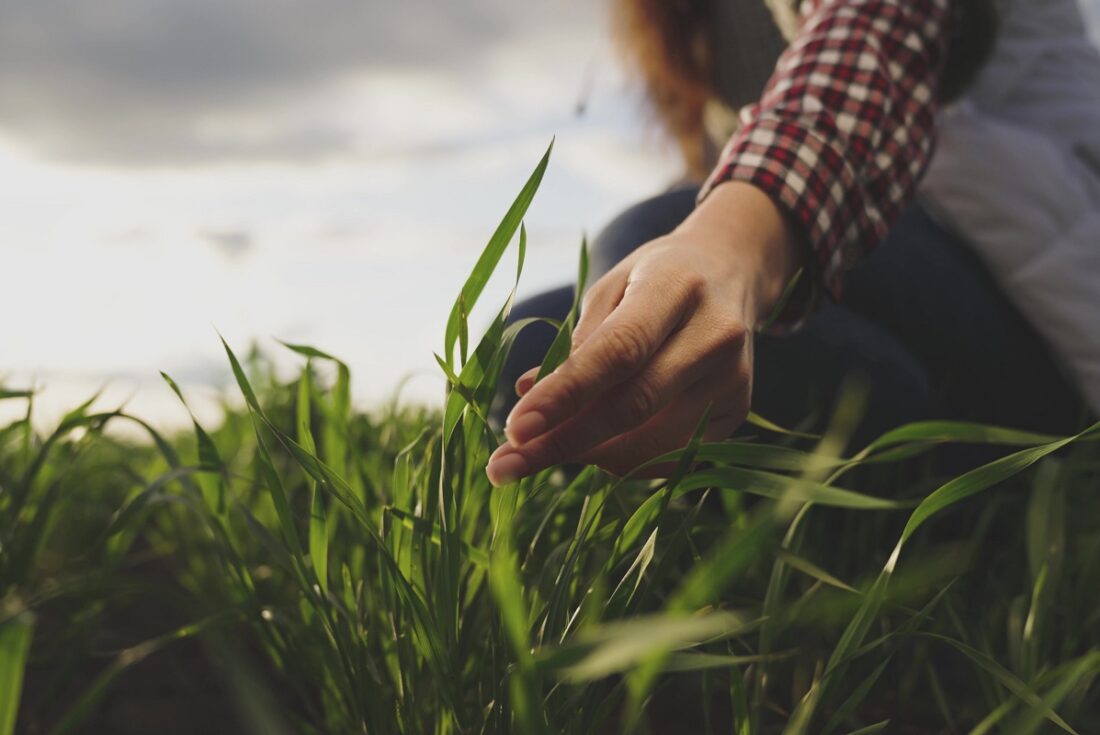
top-left (487, 0), bottom-right (957, 485)
top-left (699, 0), bottom-right (955, 323)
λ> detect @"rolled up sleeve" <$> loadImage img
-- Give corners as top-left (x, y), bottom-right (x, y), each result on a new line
top-left (699, 0), bottom-right (955, 329)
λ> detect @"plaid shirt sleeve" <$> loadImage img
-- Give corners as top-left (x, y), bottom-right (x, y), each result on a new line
top-left (698, 0), bottom-right (954, 329)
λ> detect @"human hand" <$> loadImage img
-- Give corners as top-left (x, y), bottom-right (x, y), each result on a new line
top-left (485, 182), bottom-right (802, 486)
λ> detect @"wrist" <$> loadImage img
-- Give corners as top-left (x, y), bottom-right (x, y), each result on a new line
top-left (677, 181), bottom-right (805, 327)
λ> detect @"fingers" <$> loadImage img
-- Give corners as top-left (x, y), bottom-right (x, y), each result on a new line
top-left (488, 373), bottom-right (743, 487)
top-left (503, 273), bottom-right (699, 449)
top-left (575, 369), bottom-right (750, 478)
top-left (515, 367), bottom-right (538, 397)
top-left (489, 324), bottom-right (748, 486)
top-left (513, 267), bottom-right (630, 398)
top-left (572, 266), bottom-right (628, 354)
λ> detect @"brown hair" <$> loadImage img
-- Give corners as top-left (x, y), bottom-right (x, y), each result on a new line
top-left (611, 0), bottom-right (998, 178)
top-left (611, 0), bottom-right (715, 179)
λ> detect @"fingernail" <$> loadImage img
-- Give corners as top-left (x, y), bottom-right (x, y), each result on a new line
top-left (516, 375), bottom-right (536, 396)
top-left (505, 410), bottom-right (546, 445)
top-left (486, 447), bottom-right (529, 487)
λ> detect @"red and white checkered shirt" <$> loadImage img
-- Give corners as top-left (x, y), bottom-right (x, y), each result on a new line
top-left (699, 0), bottom-right (954, 326)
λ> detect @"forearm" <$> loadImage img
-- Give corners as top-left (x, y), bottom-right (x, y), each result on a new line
top-left (698, 0), bottom-right (955, 319)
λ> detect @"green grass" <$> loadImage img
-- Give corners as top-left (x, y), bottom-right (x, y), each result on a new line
top-left (3, 142), bottom-right (1100, 733)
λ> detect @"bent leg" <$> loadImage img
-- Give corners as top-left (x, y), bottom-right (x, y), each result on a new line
top-left (842, 206), bottom-right (1087, 434)
top-left (753, 305), bottom-right (933, 446)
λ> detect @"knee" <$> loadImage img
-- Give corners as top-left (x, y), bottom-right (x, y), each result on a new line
top-left (753, 305), bottom-right (933, 445)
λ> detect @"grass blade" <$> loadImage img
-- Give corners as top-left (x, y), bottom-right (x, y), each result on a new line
top-left (296, 362), bottom-right (329, 593)
top-left (445, 140), bottom-right (553, 368)
top-left (0, 613), bottom-right (33, 735)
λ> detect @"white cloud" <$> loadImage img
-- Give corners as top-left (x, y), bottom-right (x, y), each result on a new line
top-left (0, 0), bottom-right (681, 428)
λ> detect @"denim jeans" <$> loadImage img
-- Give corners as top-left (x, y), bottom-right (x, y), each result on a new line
top-left (491, 187), bottom-right (1086, 446)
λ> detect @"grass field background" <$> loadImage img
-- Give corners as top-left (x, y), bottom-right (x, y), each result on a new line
top-left (3, 147), bottom-right (1100, 733)
top-left (4, 3), bottom-right (1100, 732)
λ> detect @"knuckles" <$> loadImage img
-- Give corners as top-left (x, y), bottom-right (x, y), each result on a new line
top-left (537, 427), bottom-right (576, 468)
top-left (614, 375), bottom-right (662, 426)
top-left (579, 284), bottom-right (602, 315)
top-left (695, 320), bottom-right (749, 366)
top-left (599, 322), bottom-right (651, 376)
top-left (671, 269), bottom-right (708, 303)
top-left (545, 369), bottom-right (582, 418)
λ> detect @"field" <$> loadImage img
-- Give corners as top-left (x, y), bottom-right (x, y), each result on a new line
top-left (3, 146), bottom-right (1100, 734)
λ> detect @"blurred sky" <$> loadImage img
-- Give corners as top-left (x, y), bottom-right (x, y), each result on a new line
top-left (3, 1), bottom-right (1100, 428)
top-left (0, 0), bottom-right (683, 426)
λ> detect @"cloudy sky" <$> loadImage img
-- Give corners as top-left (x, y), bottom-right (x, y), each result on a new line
top-left (0, 0), bottom-right (682, 426)
top-left (3, 1), bottom-right (1100, 428)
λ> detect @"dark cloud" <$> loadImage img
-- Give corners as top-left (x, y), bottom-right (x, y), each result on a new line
top-left (201, 229), bottom-right (254, 259)
top-left (0, 0), bottom-right (593, 165)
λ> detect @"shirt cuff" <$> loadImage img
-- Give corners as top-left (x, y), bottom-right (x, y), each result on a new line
top-left (697, 113), bottom-right (880, 333)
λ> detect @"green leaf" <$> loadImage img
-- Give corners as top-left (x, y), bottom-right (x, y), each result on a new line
top-left (220, 338), bottom-right (308, 575)
top-left (445, 140), bottom-right (553, 367)
top-left (863, 421), bottom-right (1064, 454)
top-left (277, 341), bottom-right (345, 364)
top-left (49, 617), bottom-right (219, 735)
top-left (220, 335), bottom-right (263, 413)
top-left (0, 613), bottom-right (34, 735)
top-left (745, 410), bottom-right (819, 439)
top-left (668, 514), bottom-right (775, 614)
top-left (787, 422), bottom-right (1100, 733)
top-left (921, 634), bottom-right (1086, 735)
top-left (672, 466), bottom-right (909, 511)
top-left (1002, 652), bottom-right (1100, 735)
top-left (841, 721), bottom-right (890, 735)
top-left (383, 507), bottom-right (489, 569)
top-left (537, 236), bottom-right (588, 380)
top-left (641, 440), bottom-right (840, 473)
top-left (778, 550), bottom-right (858, 594)
top-left (823, 656), bottom-right (892, 734)
top-left (892, 432), bottom-right (1086, 563)
top-left (160, 371), bottom-right (226, 514)
top-left (489, 547), bottom-right (545, 735)
top-left (661, 650), bottom-right (796, 672)
top-left (535, 610), bottom-right (757, 682)
top-left (0, 389), bottom-right (32, 401)
top-left (297, 363), bottom-right (328, 594)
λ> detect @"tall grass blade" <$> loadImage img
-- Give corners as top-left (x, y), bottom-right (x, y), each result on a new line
top-left (445, 140), bottom-right (553, 368)
top-left (537, 236), bottom-right (588, 380)
top-left (489, 546), bottom-right (546, 735)
top-left (535, 611), bottom-right (756, 681)
top-left (920, 633), bottom-right (1086, 734)
top-left (48, 617), bottom-right (218, 735)
top-left (0, 613), bottom-right (33, 735)
top-left (160, 371), bottom-right (227, 514)
top-left (1002, 653), bottom-right (1100, 735)
top-left (296, 362), bottom-right (329, 593)
top-left (841, 721), bottom-right (890, 735)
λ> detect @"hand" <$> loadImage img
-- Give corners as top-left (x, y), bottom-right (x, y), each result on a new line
top-left (485, 182), bottom-right (802, 486)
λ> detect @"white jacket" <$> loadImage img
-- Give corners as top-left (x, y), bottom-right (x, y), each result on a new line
top-left (919, 0), bottom-right (1100, 414)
